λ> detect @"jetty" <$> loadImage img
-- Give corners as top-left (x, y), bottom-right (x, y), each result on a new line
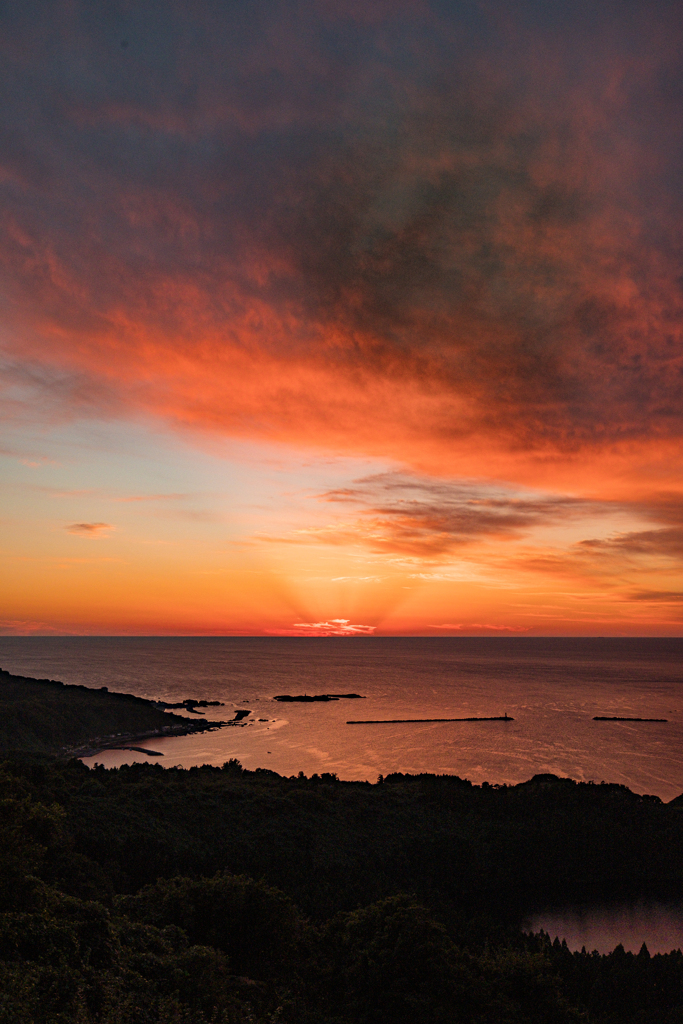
top-left (593, 716), bottom-right (668, 722)
top-left (347, 715), bottom-right (514, 724)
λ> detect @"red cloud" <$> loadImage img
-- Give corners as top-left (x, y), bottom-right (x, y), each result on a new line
top-left (2, 1), bottom-right (683, 500)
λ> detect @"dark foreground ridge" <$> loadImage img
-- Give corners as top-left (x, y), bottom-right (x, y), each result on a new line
top-left (0, 667), bottom-right (227, 757)
top-left (1, 756), bottom-right (683, 1024)
top-left (594, 716), bottom-right (669, 722)
top-left (348, 715), bottom-right (514, 724)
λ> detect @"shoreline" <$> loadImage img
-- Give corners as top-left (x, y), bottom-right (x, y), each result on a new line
top-left (62, 719), bottom-right (229, 759)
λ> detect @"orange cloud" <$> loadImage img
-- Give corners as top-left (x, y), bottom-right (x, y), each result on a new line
top-left (1, 0), bottom-right (682, 502)
top-left (429, 624), bottom-right (531, 633)
top-left (267, 619), bottom-right (376, 636)
top-left (2, 2), bottom-right (683, 635)
top-left (65, 522), bottom-right (113, 537)
top-left (251, 473), bottom-right (621, 560)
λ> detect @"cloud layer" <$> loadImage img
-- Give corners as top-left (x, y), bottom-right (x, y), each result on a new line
top-left (316, 473), bottom-right (603, 557)
top-left (3, 1), bottom-right (683, 635)
top-left (2, 0), bottom-right (683, 487)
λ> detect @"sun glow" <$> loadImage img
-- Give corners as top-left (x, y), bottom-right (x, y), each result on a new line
top-left (2, 1), bottom-right (683, 635)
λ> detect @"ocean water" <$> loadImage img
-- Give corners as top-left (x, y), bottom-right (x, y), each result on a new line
top-left (1, 636), bottom-right (682, 800)
top-left (3, 634), bottom-right (683, 952)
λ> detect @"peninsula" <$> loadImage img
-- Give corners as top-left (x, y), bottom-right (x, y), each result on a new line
top-left (0, 667), bottom-right (226, 757)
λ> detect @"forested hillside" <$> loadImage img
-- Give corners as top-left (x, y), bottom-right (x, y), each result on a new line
top-left (1, 755), bottom-right (682, 1023)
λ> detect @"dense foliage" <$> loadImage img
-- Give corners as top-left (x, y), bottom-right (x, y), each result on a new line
top-left (1, 754), bottom-right (682, 1023)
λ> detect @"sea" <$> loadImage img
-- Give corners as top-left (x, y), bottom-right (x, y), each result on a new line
top-left (1, 635), bottom-right (681, 798)
top-left (2, 635), bottom-right (683, 953)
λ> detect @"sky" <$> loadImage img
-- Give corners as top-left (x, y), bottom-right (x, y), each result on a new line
top-left (2, 0), bottom-right (683, 636)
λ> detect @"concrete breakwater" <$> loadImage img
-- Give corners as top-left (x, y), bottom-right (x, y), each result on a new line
top-left (593, 716), bottom-right (668, 722)
top-left (347, 715), bottom-right (514, 724)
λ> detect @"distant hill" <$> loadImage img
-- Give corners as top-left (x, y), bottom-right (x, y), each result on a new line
top-left (0, 668), bottom-right (222, 755)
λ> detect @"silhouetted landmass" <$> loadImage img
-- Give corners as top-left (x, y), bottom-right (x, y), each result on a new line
top-left (0, 751), bottom-right (682, 1023)
top-left (274, 693), bottom-right (364, 701)
top-left (119, 746), bottom-right (164, 756)
top-left (1, 673), bottom-right (683, 1022)
top-left (155, 697), bottom-right (225, 712)
top-left (0, 668), bottom-right (225, 755)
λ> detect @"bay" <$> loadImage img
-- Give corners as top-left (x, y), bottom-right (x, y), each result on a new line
top-left (1, 636), bottom-right (681, 800)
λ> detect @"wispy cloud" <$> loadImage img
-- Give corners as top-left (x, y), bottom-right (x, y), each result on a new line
top-left (429, 623), bottom-right (531, 633)
top-left (291, 473), bottom-right (613, 560)
top-left (625, 591), bottom-right (683, 604)
top-left (65, 522), bottom-right (114, 537)
top-left (0, 618), bottom-right (64, 635)
top-left (19, 457), bottom-right (59, 468)
top-left (578, 528), bottom-right (683, 559)
top-left (330, 576), bottom-right (383, 583)
top-left (36, 486), bottom-right (188, 502)
top-left (114, 493), bottom-right (188, 503)
top-left (267, 619), bottom-right (376, 636)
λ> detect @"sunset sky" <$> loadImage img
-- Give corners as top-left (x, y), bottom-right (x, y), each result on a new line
top-left (2, 0), bottom-right (683, 636)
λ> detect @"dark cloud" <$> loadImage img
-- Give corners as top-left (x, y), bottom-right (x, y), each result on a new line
top-left (65, 522), bottom-right (113, 536)
top-left (627, 591), bottom-right (683, 603)
top-left (1, 0), bottom-right (683, 460)
top-left (309, 472), bottom-right (608, 557)
top-left (305, 475), bottom-right (683, 578)
top-left (579, 527), bottom-right (683, 558)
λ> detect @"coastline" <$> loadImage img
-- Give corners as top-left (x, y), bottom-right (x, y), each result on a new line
top-left (61, 719), bottom-right (228, 759)
top-left (0, 666), bottom-right (230, 759)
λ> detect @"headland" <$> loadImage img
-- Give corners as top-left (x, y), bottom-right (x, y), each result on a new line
top-left (0, 667), bottom-right (227, 757)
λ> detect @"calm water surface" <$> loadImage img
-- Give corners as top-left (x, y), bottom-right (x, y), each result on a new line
top-left (2, 635), bottom-right (683, 952)
top-left (1, 636), bottom-right (681, 799)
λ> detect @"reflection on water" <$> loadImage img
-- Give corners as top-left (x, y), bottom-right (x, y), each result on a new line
top-left (526, 903), bottom-right (683, 954)
top-left (0, 636), bottom-right (682, 799)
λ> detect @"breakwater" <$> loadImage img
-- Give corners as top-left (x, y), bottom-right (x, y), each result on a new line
top-left (594, 716), bottom-right (668, 722)
top-left (347, 715), bottom-right (514, 724)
